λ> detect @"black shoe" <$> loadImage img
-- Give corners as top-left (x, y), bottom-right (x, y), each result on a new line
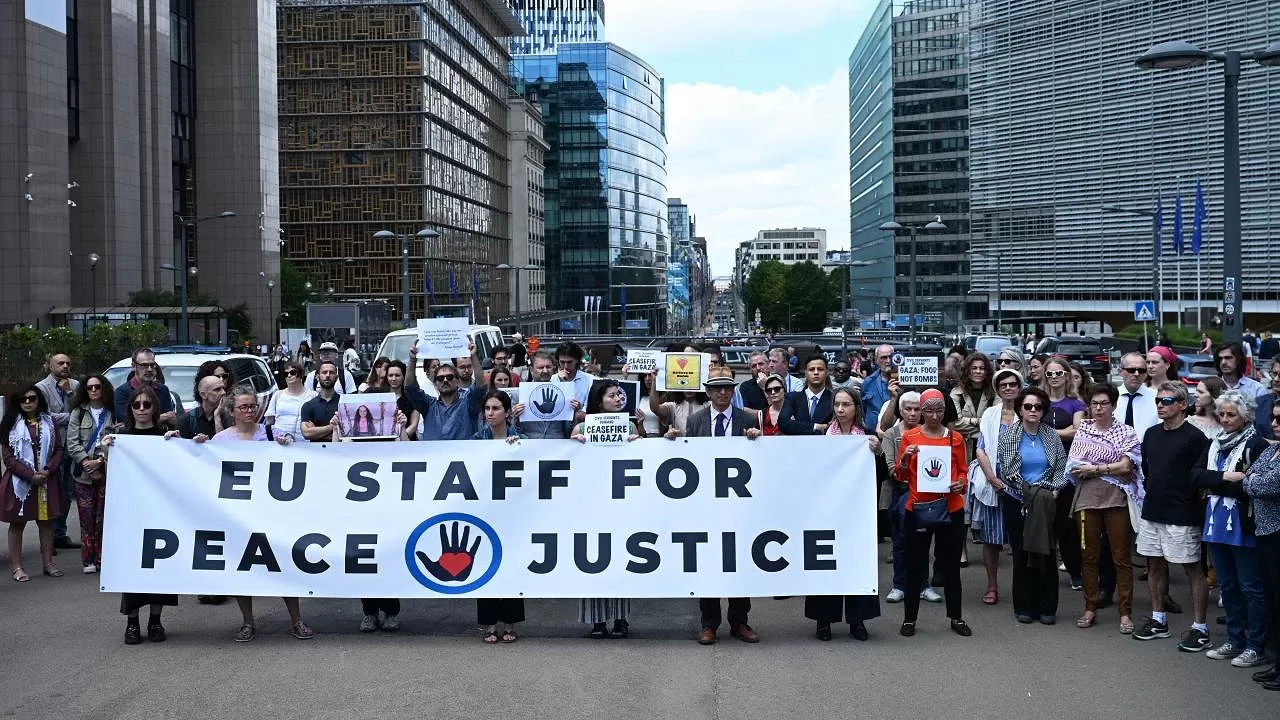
top-left (588, 622), bottom-right (608, 639)
top-left (815, 622), bottom-right (832, 641)
top-left (1070, 577), bottom-right (1083, 591)
top-left (1263, 678), bottom-right (1280, 692)
top-left (1039, 615), bottom-right (1057, 626)
top-left (124, 624), bottom-right (142, 645)
top-left (147, 623), bottom-right (166, 643)
top-left (1016, 614), bottom-right (1035, 624)
top-left (950, 619), bottom-right (973, 637)
top-left (850, 622), bottom-right (869, 641)
top-left (1252, 665), bottom-right (1280, 683)
top-left (54, 536), bottom-right (80, 550)
top-left (899, 622), bottom-right (916, 637)
top-left (609, 619), bottom-right (630, 638)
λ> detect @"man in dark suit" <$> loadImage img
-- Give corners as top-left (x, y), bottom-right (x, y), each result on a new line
top-left (779, 354), bottom-right (834, 435)
top-left (677, 365), bottom-right (763, 644)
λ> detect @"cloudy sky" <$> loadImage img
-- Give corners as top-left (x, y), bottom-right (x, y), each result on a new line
top-left (608, 0), bottom-right (879, 277)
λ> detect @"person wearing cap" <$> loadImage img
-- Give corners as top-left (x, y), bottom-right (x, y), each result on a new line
top-left (896, 388), bottom-right (972, 638)
top-left (673, 366), bottom-right (763, 645)
top-left (305, 341), bottom-right (357, 394)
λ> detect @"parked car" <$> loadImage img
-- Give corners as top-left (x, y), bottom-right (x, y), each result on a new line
top-left (1033, 335), bottom-right (1110, 381)
top-left (963, 334), bottom-right (1017, 360)
top-left (375, 324), bottom-right (505, 387)
top-left (103, 348), bottom-right (276, 412)
top-left (1176, 353), bottom-right (1218, 392)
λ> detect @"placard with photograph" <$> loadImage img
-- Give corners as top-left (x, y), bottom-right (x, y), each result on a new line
top-left (337, 393), bottom-right (401, 440)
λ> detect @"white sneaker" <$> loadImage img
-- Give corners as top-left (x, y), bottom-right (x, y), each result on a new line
top-left (1206, 642), bottom-right (1240, 660)
top-left (1230, 649), bottom-right (1264, 668)
top-left (82, 564), bottom-right (97, 574)
top-left (885, 588), bottom-right (905, 603)
top-left (921, 587), bottom-right (943, 603)
top-left (1218, 594), bottom-right (1224, 608)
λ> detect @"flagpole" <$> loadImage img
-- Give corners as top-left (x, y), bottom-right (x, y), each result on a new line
top-left (1176, 256), bottom-right (1182, 328)
top-left (1196, 254), bottom-right (1203, 331)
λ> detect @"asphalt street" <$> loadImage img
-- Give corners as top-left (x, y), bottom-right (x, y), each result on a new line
top-left (1, 523), bottom-right (1275, 720)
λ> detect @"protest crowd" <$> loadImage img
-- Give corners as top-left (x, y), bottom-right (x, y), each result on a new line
top-left (3, 337), bottom-right (1280, 693)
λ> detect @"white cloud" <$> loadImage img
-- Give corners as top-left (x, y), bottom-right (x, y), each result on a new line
top-left (665, 69), bottom-right (850, 275)
top-left (606, 0), bottom-right (857, 54)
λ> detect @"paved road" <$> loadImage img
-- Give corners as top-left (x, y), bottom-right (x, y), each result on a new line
top-left (1, 526), bottom-right (1274, 720)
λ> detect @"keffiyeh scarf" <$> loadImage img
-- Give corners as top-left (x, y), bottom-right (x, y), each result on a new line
top-left (996, 420), bottom-right (1067, 497)
top-left (8, 414), bottom-right (55, 517)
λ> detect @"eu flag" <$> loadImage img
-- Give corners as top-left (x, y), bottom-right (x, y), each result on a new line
top-left (1172, 190), bottom-right (1184, 255)
top-left (424, 269), bottom-right (436, 304)
top-left (1192, 180), bottom-right (1206, 255)
top-left (448, 268), bottom-right (460, 301)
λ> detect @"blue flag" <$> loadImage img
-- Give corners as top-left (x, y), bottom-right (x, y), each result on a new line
top-left (1192, 180), bottom-right (1206, 255)
top-left (448, 268), bottom-right (460, 301)
top-left (424, 268), bottom-right (436, 304)
top-left (1154, 191), bottom-right (1164, 258)
top-left (1172, 190), bottom-right (1184, 255)
top-left (472, 266), bottom-right (481, 307)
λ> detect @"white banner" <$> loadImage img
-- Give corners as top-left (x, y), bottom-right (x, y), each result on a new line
top-left (101, 436), bottom-right (877, 598)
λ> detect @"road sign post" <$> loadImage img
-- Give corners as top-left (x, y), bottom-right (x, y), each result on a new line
top-left (1135, 301), bottom-right (1155, 351)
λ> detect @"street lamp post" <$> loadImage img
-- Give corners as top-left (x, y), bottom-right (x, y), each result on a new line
top-left (267, 279), bottom-right (276, 343)
top-left (496, 263), bottom-right (538, 335)
top-left (373, 227), bottom-right (441, 326)
top-left (880, 216), bottom-right (947, 346)
top-left (172, 210), bottom-right (235, 344)
top-left (87, 253), bottom-right (100, 336)
top-left (1135, 40), bottom-right (1280, 344)
top-left (822, 258), bottom-right (878, 360)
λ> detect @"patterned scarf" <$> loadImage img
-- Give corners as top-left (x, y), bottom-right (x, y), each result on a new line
top-left (1205, 423), bottom-right (1257, 536)
top-left (7, 413), bottom-right (55, 517)
top-left (996, 420), bottom-right (1067, 497)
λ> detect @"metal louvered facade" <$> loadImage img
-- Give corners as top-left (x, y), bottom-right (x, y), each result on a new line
top-left (968, 0), bottom-right (1280, 327)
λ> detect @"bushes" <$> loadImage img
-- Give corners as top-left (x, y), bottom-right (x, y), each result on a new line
top-left (0, 322), bottom-right (170, 389)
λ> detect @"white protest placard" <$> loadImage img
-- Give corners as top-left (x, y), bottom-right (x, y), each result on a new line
top-left (519, 381), bottom-right (575, 423)
top-left (897, 356), bottom-right (939, 387)
top-left (624, 349), bottom-right (662, 374)
top-left (416, 317), bottom-right (469, 360)
top-left (656, 352), bottom-right (712, 393)
top-left (916, 444), bottom-right (953, 493)
top-left (99, 435), bottom-right (877, 598)
top-left (582, 413), bottom-right (631, 445)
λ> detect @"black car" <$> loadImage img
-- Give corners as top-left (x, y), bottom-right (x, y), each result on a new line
top-left (1034, 335), bottom-right (1110, 381)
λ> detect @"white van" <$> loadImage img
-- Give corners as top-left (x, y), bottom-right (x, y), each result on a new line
top-left (375, 324), bottom-right (505, 387)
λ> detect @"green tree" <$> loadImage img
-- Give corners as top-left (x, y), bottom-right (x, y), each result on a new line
top-left (742, 260), bottom-right (789, 331)
top-left (784, 262), bottom-right (838, 332)
top-left (279, 257), bottom-right (320, 331)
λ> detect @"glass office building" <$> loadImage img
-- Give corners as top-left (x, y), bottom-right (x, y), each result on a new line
top-left (512, 43), bottom-right (669, 334)
top-left (968, 0), bottom-right (1280, 328)
top-left (508, 0), bottom-right (604, 55)
top-left (667, 198), bottom-right (692, 334)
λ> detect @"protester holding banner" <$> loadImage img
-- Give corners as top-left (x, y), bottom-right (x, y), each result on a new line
top-left (98, 386), bottom-right (178, 642)
top-left (996, 387), bottom-right (1069, 625)
top-left (679, 365), bottom-right (764, 644)
top-left (379, 360), bottom-right (420, 441)
top-left (895, 389), bottom-right (971, 638)
top-left (780, 356), bottom-right (834, 435)
top-left (2, 385), bottom-right (67, 583)
top-left (406, 340), bottom-right (484, 441)
top-left (570, 380), bottom-right (642, 638)
top-left (511, 351), bottom-right (574, 440)
top-left (555, 341), bottom-right (595, 414)
top-left (649, 372), bottom-right (706, 437)
top-left (806, 387), bottom-right (881, 641)
top-left (65, 375), bottom-right (113, 574)
top-left (300, 361), bottom-right (342, 442)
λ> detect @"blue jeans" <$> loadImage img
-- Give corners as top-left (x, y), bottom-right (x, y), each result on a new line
top-left (1209, 542), bottom-right (1267, 651)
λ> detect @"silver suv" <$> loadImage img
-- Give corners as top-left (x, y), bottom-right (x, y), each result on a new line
top-left (104, 350), bottom-right (275, 412)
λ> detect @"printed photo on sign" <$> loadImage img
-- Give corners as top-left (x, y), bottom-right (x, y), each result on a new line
top-left (615, 379), bottom-right (640, 415)
top-left (405, 514), bottom-right (502, 595)
top-left (916, 445), bottom-right (953, 493)
top-left (338, 393), bottom-right (401, 439)
top-left (624, 349), bottom-right (661, 374)
top-left (416, 317), bottom-right (469, 360)
top-left (582, 413), bottom-right (631, 445)
top-left (657, 352), bottom-right (710, 393)
top-left (897, 357), bottom-right (939, 387)
top-left (519, 381), bottom-right (575, 422)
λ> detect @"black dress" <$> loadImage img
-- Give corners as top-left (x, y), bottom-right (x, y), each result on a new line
top-left (117, 425), bottom-right (180, 615)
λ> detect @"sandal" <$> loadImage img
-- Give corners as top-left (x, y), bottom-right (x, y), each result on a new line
top-left (500, 629), bottom-right (518, 643)
top-left (1076, 612), bottom-right (1096, 629)
top-left (290, 621), bottom-right (314, 639)
top-left (43, 566), bottom-right (64, 578)
top-left (1119, 616), bottom-right (1134, 635)
top-left (11, 567), bottom-right (29, 583)
top-left (482, 630), bottom-right (499, 644)
top-left (982, 588), bottom-right (998, 605)
top-left (234, 624), bottom-right (257, 643)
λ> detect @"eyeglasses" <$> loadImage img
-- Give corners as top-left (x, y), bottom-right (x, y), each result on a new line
top-left (997, 381), bottom-right (1020, 389)
top-left (1121, 367), bottom-right (1147, 374)
top-left (285, 370), bottom-right (299, 377)
top-left (1156, 396), bottom-right (1182, 406)
top-left (21, 395), bottom-right (39, 403)
top-left (234, 404), bottom-right (259, 412)
top-left (998, 359), bottom-right (1020, 366)
top-left (213, 372), bottom-right (229, 379)
top-left (435, 375), bottom-right (456, 383)
top-left (1021, 403), bottom-right (1044, 412)
top-left (1271, 415), bottom-right (1280, 424)
top-left (1044, 370), bottom-right (1067, 378)
top-left (1089, 400), bottom-right (1112, 408)
top-left (86, 384), bottom-right (102, 390)
top-left (135, 362), bottom-right (157, 369)
top-left (765, 386), bottom-right (784, 394)
top-left (131, 401), bottom-right (153, 410)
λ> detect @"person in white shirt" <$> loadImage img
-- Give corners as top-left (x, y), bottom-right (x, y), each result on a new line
top-left (1115, 353), bottom-right (1159, 433)
top-left (305, 341), bottom-right (358, 393)
top-left (767, 347), bottom-right (805, 392)
top-left (554, 342), bottom-right (594, 420)
top-left (1215, 342), bottom-right (1266, 400)
top-left (265, 361), bottom-right (316, 441)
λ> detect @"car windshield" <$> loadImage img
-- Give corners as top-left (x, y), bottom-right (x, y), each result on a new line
top-left (103, 363), bottom-right (201, 401)
top-left (1058, 342), bottom-right (1101, 355)
top-left (975, 338), bottom-right (1009, 354)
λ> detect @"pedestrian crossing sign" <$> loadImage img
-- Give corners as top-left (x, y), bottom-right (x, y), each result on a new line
top-left (1134, 301), bottom-right (1155, 322)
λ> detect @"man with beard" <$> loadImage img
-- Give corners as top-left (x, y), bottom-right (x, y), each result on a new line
top-left (300, 361), bottom-right (342, 441)
top-left (404, 339), bottom-right (483, 441)
top-left (510, 351), bottom-right (573, 439)
top-left (305, 341), bottom-right (357, 394)
top-left (37, 353), bottom-right (80, 549)
top-left (113, 348), bottom-right (177, 426)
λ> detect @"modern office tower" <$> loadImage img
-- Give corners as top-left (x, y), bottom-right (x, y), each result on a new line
top-left (277, 0), bottom-right (524, 325)
top-left (968, 0), bottom-right (1280, 330)
top-left (848, 0), bottom-right (976, 331)
top-left (511, 44), bottom-right (670, 334)
top-left (1, 0), bottom-right (279, 339)
top-left (668, 198), bottom-right (692, 334)
top-left (508, 0), bottom-right (604, 55)
top-left (504, 94), bottom-right (549, 333)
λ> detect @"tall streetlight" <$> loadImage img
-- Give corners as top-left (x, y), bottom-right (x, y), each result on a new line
top-left (822, 258), bottom-right (878, 359)
top-left (968, 250), bottom-right (1003, 330)
top-left (373, 227), bottom-right (441, 326)
top-left (496, 263), bottom-right (538, 335)
top-left (1135, 40), bottom-right (1280, 344)
top-left (1101, 204), bottom-right (1162, 328)
top-left (172, 210), bottom-right (235, 344)
top-left (87, 252), bottom-right (100, 336)
top-left (880, 215), bottom-right (947, 346)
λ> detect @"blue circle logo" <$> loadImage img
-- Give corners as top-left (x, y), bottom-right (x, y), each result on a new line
top-left (404, 513), bottom-right (502, 595)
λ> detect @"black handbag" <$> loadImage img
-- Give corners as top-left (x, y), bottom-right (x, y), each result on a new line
top-left (913, 497), bottom-right (952, 529)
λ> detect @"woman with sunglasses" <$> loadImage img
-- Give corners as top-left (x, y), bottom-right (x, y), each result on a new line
top-left (472, 389), bottom-right (526, 643)
top-left (98, 387), bottom-right (178, 642)
top-left (760, 374), bottom-right (787, 436)
top-left (996, 347), bottom-right (1026, 377)
top-left (996, 387), bottom-right (1069, 624)
top-left (359, 356), bottom-right (391, 392)
top-left (2, 386), bottom-right (67, 583)
top-left (807, 387), bottom-right (882, 640)
top-left (65, 375), bottom-right (115, 574)
top-left (1068, 383), bottom-right (1141, 633)
top-left (199, 386), bottom-right (309, 642)
top-left (264, 360), bottom-right (316, 442)
top-left (1242, 407), bottom-right (1280, 686)
top-left (1044, 357), bottom-right (1086, 590)
top-left (971, 368), bottom-right (1024, 605)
